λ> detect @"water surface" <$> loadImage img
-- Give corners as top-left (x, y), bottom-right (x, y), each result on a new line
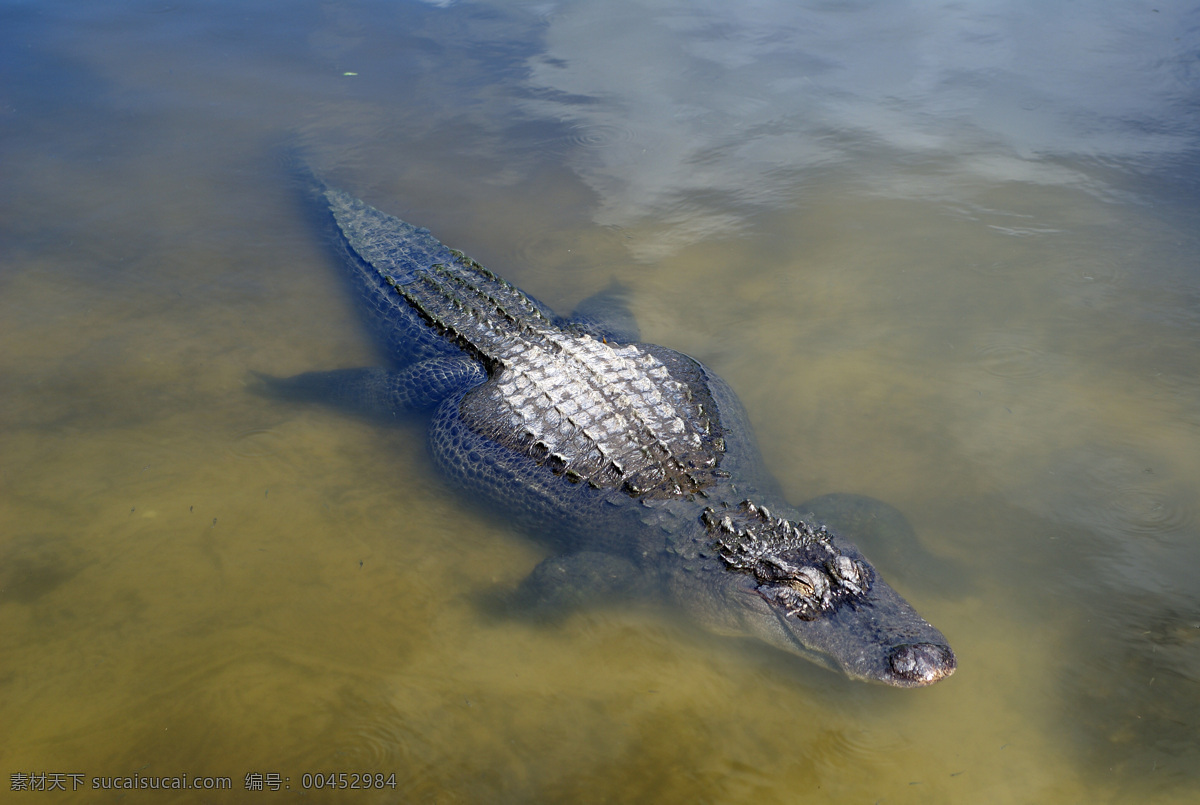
top-left (2, 1), bottom-right (1198, 802)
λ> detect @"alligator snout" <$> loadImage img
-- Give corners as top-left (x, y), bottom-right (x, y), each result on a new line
top-left (887, 642), bottom-right (957, 687)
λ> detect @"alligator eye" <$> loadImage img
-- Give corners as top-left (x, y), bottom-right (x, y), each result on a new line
top-left (795, 566), bottom-right (829, 598)
top-left (830, 555), bottom-right (861, 586)
top-left (787, 577), bottom-right (815, 597)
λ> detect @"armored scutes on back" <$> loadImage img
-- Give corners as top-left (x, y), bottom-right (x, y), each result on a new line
top-left (266, 169), bottom-right (956, 687)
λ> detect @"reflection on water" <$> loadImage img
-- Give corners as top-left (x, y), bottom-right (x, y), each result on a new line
top-left (2, 0), bottom-right (1198, 802)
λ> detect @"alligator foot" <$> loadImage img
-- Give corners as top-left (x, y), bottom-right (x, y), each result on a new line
top-left (502, 551), bottom-right (651, 622)
top-left (253, 357), bottom-right (486, 419)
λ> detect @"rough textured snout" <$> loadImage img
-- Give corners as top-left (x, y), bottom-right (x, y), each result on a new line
top-left (887, 642), bottom-right (957, 687)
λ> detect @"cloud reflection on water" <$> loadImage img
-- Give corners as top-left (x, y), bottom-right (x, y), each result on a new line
top-left (479, 0), bottom-right (1200, 256)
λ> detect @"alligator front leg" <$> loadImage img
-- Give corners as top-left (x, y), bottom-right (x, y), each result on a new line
top-left (510, 551), bottom-right (655, 620)
top-left (564, 281), bottom-right (640, 344)
top-left (798, 493), bottom-right (966, 595)
top-left (257, 356), bottom-right (486, 418)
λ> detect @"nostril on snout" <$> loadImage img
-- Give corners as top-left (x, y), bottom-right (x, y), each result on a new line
top-left (888, 642), bottom-right (957, 686)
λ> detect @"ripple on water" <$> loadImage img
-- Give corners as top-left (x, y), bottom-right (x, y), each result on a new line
top-left (530, 119), bottom-right (641, 161)
top-left (1052, 450), bottom-right (1197, 541)
top-left (330, 693), bottom-right (453, 800)
top-left (564, 121), bottom-right (639, 150)
top-left (1102, 474), bottom-right (1196, 539)
top-left (1055, 254), bottom-right (1125, 312)
top-left (227, 426), bottom-right (287, 459)
top-left (810, 725), bottom-right (903, 772)
top-left (974, 332), bottom-right (1048, 380)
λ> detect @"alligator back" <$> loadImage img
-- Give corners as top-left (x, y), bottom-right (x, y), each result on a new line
top-left (320, 180), bottom-right (731, 507)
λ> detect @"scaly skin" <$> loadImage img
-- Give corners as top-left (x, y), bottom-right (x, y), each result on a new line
top-left (278, 174), bottom-right (955, 687)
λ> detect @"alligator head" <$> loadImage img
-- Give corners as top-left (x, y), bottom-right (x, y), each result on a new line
top-left (697, 500), bottom-right (956, 687)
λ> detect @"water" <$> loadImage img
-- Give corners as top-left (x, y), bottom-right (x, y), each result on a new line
top-left (2, 1), bottom-right (1198, 802)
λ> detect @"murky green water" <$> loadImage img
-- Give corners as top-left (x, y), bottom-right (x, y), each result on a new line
top-left (3, 1), bottom-right (1198, 802)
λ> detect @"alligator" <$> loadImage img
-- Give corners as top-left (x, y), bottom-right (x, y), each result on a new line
top-left (267, 172), bottom-right (956, 687)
